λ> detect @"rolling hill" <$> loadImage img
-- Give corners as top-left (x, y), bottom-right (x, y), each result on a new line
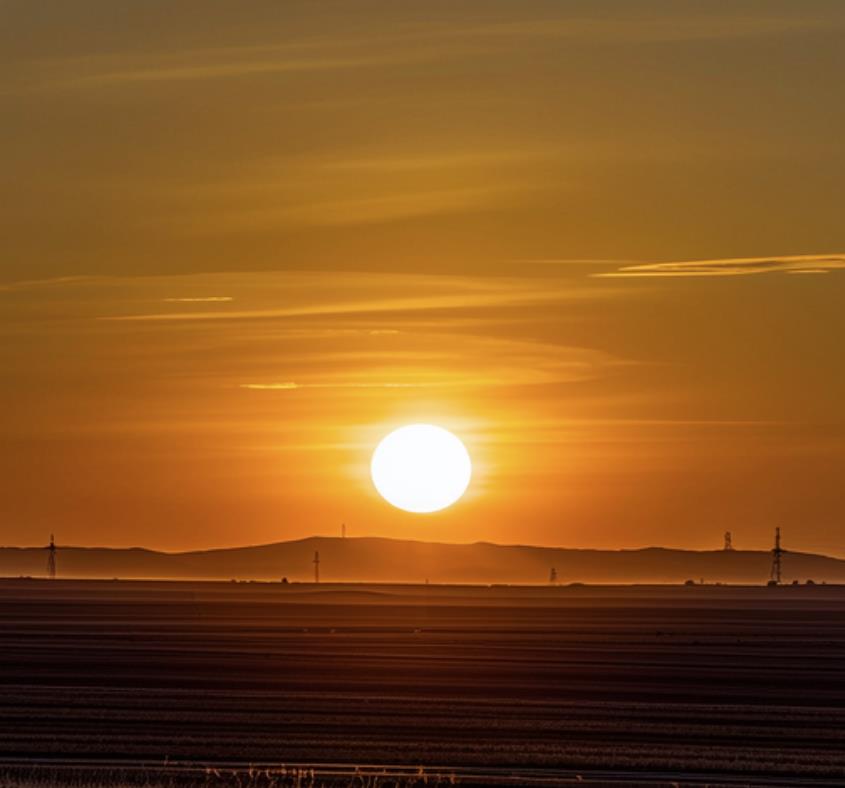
top-left (2, 536), bottom-right (844, 584)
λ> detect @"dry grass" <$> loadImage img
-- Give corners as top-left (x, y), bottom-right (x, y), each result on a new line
top-left (0, 766), bottom-right (458, 788)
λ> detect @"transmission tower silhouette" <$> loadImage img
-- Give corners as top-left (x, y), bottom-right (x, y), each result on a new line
top-left (549, 567), bottom-right (557, 585)
top-left (313, 550), bottom-right (320, 584)
top-left (46, 534), bottom-right (57, 580)
top-left (770, 527), bottom-right (784, 585)
top-left (724, 531), bottom-right (733, 551)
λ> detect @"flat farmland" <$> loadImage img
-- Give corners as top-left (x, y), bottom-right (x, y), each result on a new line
top-left (1, 580), bottom-right (845, 786)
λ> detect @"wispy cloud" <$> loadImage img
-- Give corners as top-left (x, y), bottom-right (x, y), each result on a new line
top-left (317, 150), bottom-right (550, 172)
top-left (156, 146), bottom-right (549, 232)
top-left (236, 330), bottom-right (621, 394)
top-left (60, 51), bottom-right (427, 88)
top-left (163, 297), bottom-right (234, 303)
top-left (10, 12), bottom-right (837, 95)
top-left (100, 273), bottom-right (598, 323)
top-left (235, 185), bottom-right (525, 229)
top-left (8, 270), bottom-right (619, 393)
top-left (8, 36), bottom-right (481, 94)
top-left (242, 381), bottom-right (441, 391)
top-left (597, 254), bottom-right (845, 279)
top-left (0, 275), bottom-right (98, 293)
top-left (458, 15), bottom-right (841, 44)
top-left (8, 41), bottom-right (432, 93)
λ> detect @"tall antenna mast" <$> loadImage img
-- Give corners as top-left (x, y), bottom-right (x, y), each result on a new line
top-left (770, 527), bottom-right (783, 585)
top-left (341, 523), bottom-right (346, 539)
top-left (46, 534), bottom-right (57, 580)
top-left (724, 531), bottom-right (733, 551)
top-left (313, 550), bottom-right (320, 584)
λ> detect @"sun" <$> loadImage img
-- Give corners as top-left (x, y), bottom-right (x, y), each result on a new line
top-left (371, 424), bottom-right (472, 513)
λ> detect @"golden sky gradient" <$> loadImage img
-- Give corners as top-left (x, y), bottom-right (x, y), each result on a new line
top-left (2, 1), bottom-right (844, 553)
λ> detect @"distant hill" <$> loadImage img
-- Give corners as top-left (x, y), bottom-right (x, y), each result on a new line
top-left (2, 536), bottom-right (844, 584)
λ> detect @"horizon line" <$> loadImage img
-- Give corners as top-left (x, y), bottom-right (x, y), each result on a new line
top-left (2, 533), bottom-right (842, 560)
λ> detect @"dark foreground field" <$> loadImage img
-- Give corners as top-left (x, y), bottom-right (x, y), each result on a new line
top-left (1, 580), bottom-right (845, 786)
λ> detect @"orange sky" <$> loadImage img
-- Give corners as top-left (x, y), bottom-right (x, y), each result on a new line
top-left (2, 1), bottom-right (844, 553)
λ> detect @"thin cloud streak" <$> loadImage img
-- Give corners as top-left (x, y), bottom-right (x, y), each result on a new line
top-left (458, 15), bottom-right (841, 44)
top-left (597, 254), bottom-right (845, 279)
top-left (8, 270), bottom-right (621, 394)
top-left (0, 275), bottom-right (98, 293)
top-left (239, 185), bottom-right (526, 229)
top-left (11, 11), bottom-right (837, 95)
top-left (242, 382), bottom-right (450, 391)
top-left (163, 297), bottom-right (234, 303)
top-left (101, 284), bottom-right (598, 323)
top-left (68, 52), bottom-right (425, 87)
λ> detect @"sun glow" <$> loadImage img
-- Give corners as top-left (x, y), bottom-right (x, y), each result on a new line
top-left (371, 424), bottom-right (472, 513)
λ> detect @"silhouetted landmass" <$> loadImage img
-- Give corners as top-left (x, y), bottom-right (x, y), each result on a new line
top-left (1, 536), bottom-right (843, 584)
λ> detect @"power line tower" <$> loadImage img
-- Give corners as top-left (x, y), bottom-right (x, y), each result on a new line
top-left (549, 567), bottom-right (557, 585)
top-left (724, 531), bottom-right (733, 551)
top-left (770, 527), bottom-right (784, 585)
top-left (341, 523), bottom-right (346, 539)
top-left (313, 551), bottom-right (320, 584)
top-left (46, 534), bottom-right (57, 580)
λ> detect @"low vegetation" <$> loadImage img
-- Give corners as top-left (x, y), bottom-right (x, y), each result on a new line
top-left (0, 765), bottom-right (457, 788)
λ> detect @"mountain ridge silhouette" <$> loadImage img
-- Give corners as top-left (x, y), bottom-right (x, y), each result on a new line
top-left (2, 535), bottom-right (843, 584)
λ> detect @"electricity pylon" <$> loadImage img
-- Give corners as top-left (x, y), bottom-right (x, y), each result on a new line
top-left (46, 534), bottom-right (57, 579)
top-left (770, 527), bottom-right (783, 585)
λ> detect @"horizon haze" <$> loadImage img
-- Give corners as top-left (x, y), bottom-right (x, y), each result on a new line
top-left (4, 534), bottom-right (843, 585)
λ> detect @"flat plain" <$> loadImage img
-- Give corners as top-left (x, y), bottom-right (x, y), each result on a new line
top-left (1, 579), bottom-right (845, 786)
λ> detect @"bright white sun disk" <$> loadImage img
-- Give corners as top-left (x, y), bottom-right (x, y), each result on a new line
top-left (371, 424), bottom-right (472, 513)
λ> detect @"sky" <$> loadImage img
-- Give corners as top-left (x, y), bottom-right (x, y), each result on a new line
top-left (2, 1), bottom-right (844, 554)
